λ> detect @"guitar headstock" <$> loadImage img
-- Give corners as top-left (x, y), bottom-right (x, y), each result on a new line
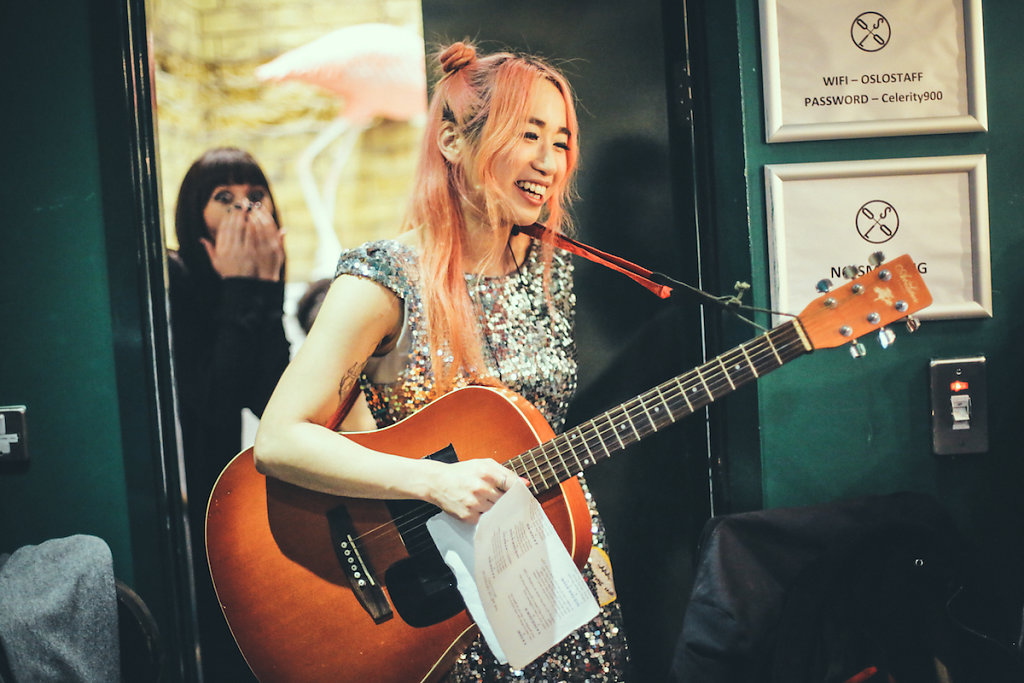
top-left (797, 254), bottom-right (932, 352)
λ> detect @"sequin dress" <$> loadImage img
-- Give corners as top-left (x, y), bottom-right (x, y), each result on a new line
top-left (336, 240), bottom-right (630, 682)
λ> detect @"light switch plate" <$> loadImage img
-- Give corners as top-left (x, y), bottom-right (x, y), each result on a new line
top-left (0, 405), bottom-right (28, 462)
top-left (929, 357), bottom-right (987, 455)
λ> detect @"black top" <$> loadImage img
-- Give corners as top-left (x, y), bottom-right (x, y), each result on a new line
top-left (168, 250), bottom-right (289, 681)
top-left (167, 251), bottom-right (290, 495)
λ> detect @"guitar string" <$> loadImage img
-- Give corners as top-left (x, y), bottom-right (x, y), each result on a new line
top-left (486, 330), bottom-right (787, 488)
top-left (353, 328), bottom-right (810, 546)
top-left (355, 328), bottom-right (810, 546)
top-left (510, 325), bottom-right (805, 479)
top-left (513, 328), bottom-right (807, 488)
top-left (513, 265), bottom-right (912, 491)
top-left (356, 362), bottom-right (807, 551)
top-left (349, 326), bottom-right (811, 548)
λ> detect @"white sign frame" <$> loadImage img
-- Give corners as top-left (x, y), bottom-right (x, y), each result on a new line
top-left (765, 155), bottom-right (991, 322)
top-left (760, 0), bottom-right (987, 142)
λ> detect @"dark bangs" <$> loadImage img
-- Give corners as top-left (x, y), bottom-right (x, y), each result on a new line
top-left (173, 148), bottom-right (280, 279)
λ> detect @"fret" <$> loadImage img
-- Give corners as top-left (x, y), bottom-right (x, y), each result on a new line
top-left (725, 348), bottom-right (750, 381)
top-left (687, 378), bottom-right (703, 406)
top-left (513, 454), bottom-right (538, 494)
top-left (764, 332), bottom-right (784, 366)
top-left (555, 438), bottom-right (581, 479)
top-left (587, 419), bottom-right (613, 461)
top-left (636, 393), bottom-right (659, 433)
top-left (525, 445), bottom-right (549, 492)
top-left (575, 427), bottom-right (600, 467)
top-left (620, 400), bottom-right (643, 441)
top-left (604, 412), bottom-right (626, 450)
top-left (739, 341), bottom-right (759, 377)
top-left (552, 441), bottom-right (573, 481)
top-left (564, 430), bottom-right (588, 471)
top-left (693, 367), bottom-right (713, 401)
top-left (673, 378), bottom-right (694, 413)
top-left (512, 453), bottom-right (532, 494)
top-left (509, 457), bottom-right (524, 480)
top-left (654, 385), bottom-right (678, 423)
top-left (716, 356), bottom-right (736, 391)
top-left (537, 441), bottom-right (560, 483)
top-left (790, 318), bottom-right (813, 352)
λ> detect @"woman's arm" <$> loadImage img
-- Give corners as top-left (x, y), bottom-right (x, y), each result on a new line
top-left (214, 277), bottom-right (290, 417)
top-left (253, 274), bottom-right (515, 521)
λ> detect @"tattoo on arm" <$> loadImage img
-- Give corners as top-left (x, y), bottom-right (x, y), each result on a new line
top-left (338, 362), bottom-right (363, 401)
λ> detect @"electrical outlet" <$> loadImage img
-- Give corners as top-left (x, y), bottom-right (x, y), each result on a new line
top-left (0, 405), bottom-right (28, 462)
top-left (930, 358), bottom-right (987, 455)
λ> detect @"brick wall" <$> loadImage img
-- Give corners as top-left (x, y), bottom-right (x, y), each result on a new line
top-left (150, 0), bottom-right (424, 282)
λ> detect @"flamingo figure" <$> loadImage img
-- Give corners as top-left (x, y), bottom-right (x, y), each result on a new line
top-left (256, 23), bottom-right (427, 277)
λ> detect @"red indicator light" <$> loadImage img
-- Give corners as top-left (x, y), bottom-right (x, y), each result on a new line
top-left (950, 380), bottom-right (969, 392)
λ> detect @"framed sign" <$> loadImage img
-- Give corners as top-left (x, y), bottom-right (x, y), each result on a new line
top-left (759, 0), bottom-right (987, 142)
top-left (764, 155), bottom-right (991, 322)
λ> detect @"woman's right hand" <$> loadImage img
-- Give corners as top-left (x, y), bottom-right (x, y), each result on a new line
top-left (425, 458), bottom-right (520, 523)
top-left (201, 202), bottom-right (284, 281)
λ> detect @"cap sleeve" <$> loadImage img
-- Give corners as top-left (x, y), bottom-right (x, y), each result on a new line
top-left (334, 240), bottom-right (419, 301)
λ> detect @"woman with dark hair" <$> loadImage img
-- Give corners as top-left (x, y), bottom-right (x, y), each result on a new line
top-left (254, 43), bottom-right (629, 681)
top-left (168, 147), bottom-right (289, 680)
top-left (295, 277), bottom-right (332, 335)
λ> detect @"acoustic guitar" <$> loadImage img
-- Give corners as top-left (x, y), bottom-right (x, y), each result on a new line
top-left (206, 254), bottom-right (931, 682)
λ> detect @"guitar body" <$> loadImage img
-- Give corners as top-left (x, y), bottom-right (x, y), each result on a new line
top-left (206, 386), bottom-right (592, 683)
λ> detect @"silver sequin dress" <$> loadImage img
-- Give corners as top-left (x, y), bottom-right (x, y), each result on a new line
top-left (335, 240), bottom-right (630, 682)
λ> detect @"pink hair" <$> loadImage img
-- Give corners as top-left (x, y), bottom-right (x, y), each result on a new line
top-left (403, 42), bottom-right (580, 394)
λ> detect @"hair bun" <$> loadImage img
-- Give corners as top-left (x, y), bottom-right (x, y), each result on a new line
top-left (439, 42), bottom-right (477, 74)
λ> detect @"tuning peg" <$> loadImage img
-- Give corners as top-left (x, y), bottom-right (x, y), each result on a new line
top-left (904, 316), bottom-right (921, 333)
top-left (878, 326), bottom-right (896, 349)
top-left (815, 278), bottom-right (833, 293)
top-left (849, 341), bottom-right (868, 359)
top-left (868, 252), bottom-right (886, 267)
top-left (841, 265), bottom-right (859, 280)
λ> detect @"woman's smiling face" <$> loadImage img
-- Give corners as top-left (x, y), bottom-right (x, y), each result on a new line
top-left (480, 78), bottom-right (571, 227)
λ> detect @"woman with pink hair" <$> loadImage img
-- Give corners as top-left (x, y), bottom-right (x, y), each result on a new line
top-left (255, 41), bottom-right (629, 680)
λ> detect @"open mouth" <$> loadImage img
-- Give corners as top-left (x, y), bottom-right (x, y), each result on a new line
top-left (516, 180), bottom-right (547, 203)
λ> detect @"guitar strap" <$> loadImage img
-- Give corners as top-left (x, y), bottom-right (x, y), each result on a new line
top-left (328, 384), bottom-right (360, 430)
top-left (513, 222), bottom-right (673, 299)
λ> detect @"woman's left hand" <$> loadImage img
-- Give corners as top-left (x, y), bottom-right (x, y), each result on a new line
top-left (248, 202), bottom-right (285, 281)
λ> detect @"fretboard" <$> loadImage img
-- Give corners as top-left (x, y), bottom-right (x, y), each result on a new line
top-left (510, 319), bottom-right (812, 494)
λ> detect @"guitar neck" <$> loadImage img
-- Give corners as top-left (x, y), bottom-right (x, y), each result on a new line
top-left (511, 319), bottom-right (813, 494)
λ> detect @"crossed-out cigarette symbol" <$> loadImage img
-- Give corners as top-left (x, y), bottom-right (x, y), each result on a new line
top-left (856, 200), bottom-right (900, 244)
top-left (852, 12), bottom-right (891, 52)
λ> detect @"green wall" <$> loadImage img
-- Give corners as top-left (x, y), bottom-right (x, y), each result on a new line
top-left (0, 1), bottom-right (193, 679)
top-left (700, 0), bottom-right (1024, 615)
top-left (2, 0), bottom-right (125, 535)
top-left (1, 0), bottom-right (136, 570)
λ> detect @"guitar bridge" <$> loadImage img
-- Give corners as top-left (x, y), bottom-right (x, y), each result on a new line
top-left (326, 505), bottom-right (393, 624)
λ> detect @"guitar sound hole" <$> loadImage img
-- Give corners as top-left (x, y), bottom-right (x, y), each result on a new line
top-left (385, 556), bottom-right (465, 627)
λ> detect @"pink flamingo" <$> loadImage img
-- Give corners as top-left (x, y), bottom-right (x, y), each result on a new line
top-left (256, 23), bottom-right (427, 276)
